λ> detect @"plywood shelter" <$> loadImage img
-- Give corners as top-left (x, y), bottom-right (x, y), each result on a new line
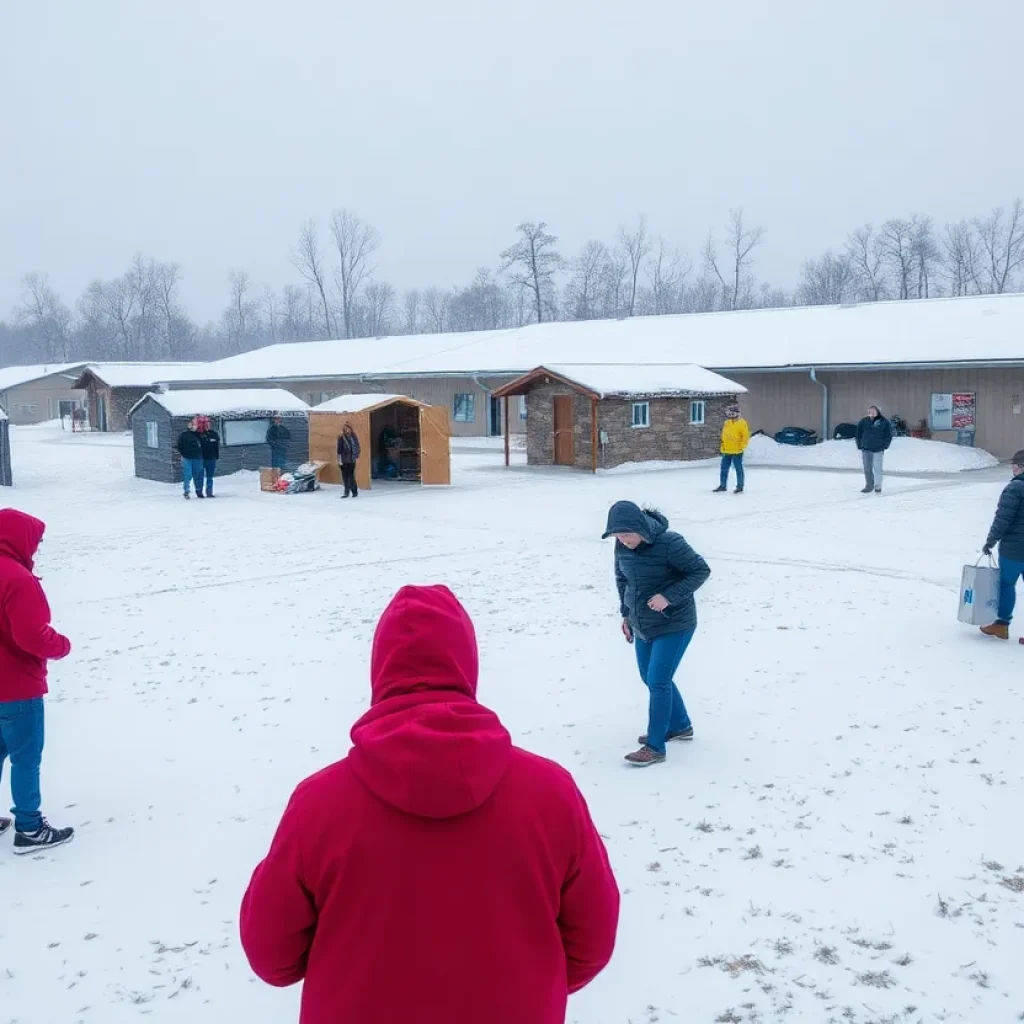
top-left (493, 364), bottom-right (746, 472)
top-left (309, 394), bottom-right (450, 490)
top-left (128, 389), bottom-right (309, 484)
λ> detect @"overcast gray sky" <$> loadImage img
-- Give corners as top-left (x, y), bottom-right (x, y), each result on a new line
top-left (2, 0), bottom-right (1021, 322)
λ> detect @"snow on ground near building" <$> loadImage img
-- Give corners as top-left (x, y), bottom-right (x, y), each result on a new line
top-left (1, 425), bottom-right (1021, 1024)
top-left (746, 433), bottom-right (1000, 472)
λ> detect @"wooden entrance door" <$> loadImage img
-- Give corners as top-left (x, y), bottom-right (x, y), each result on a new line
top-left (553, 396), bottom-right (575, 466)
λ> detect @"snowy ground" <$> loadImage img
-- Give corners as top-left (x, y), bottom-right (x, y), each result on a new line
top-left (1, 425), bottom-right (1021, 1024)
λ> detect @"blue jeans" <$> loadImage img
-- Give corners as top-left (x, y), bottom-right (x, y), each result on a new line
top-left (720, 454), bottom-right (744, 490)
top-left (182, 457), bottom-right (204, 495)
top-left (270, 449), bottom-right (287, 471)
top-left (998, 556), bottom-right (1024, 623)
top-left (635, 630), bottom-right (695, 754)
top-left (203, 460), bottom-right (217, 496)
top-left (0, 698), bottom-right (45, 832)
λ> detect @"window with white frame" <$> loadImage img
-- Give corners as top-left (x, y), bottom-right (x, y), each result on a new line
top-left (453, 393), bottom-right (476, 423)
top-left (689, 400), bottom-right (706, 425)
top-left (631, 401), bottom-right (650, 428)
top-left (146, 421), bottom-right (159, 448)
top-left (223, 418), bottom-right (271, 446)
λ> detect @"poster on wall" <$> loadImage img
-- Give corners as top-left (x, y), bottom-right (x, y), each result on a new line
top-left (952, 392), bottom-right (976, 431)
top-left (930, 393), bottom-right (953, 431)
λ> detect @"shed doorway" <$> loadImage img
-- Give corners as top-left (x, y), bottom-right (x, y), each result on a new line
top-left (372, 402), bottom-right (422, 482)
top-left (553, 396), bottom-right (575, 466)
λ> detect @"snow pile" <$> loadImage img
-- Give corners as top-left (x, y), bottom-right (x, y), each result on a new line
top-left (745, 433), bottom-right (998, 472)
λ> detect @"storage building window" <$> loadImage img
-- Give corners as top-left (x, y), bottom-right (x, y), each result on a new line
top-left (223, 418), bottom-right (271, 446)
top-left (519, 396), bottom-right (528, 421)
top-left (453, 394), bottom-right (476, 423)
top-left (631, 401), bottom-right (650, 428)
top-left (690, 400), bottom-right (706, 425)
top-left (146, 422), bottom-right (159, 448)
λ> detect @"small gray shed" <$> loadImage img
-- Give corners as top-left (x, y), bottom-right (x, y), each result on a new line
top-left (128, 389), bottom-right (310, 484)
top-left (0, 407), bottom-right (11, 487)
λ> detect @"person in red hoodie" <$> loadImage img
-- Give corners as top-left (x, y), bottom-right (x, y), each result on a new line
top-left (240, 584), bottom-right (619, 1024)
top-left (0, 508), bottom-right (75, 853)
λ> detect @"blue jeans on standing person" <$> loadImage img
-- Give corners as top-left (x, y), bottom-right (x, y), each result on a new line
top-left (635, 629), bottom-right (695, 755)
top-left (182, 458), bottom-right (204, 495)
top-left (720, 454), bottom-right (745, 490)
top-left (998, 556), bottom-right (1024, 623)
top-left (203, 460), bottom-right (217, 496)
top-left (270, 449), bottom-right (287, 471)
top-left (0, 698), bottom-right (45, 833)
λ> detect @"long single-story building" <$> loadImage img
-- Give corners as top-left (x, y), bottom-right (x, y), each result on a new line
top-left (162, 293), bottom-right (1024, 459)
top-left (493, 364), bottom-right (745, 471)
top-left (73, 363), bottom-right (210, 432)
top-left (0, 363), bottom-right (89, 424)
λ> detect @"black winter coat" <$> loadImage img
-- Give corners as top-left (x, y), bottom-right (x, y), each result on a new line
top-left (266, 423), bottom-right (291, 448)
top-left (986, 474), bottom-right (1024, 561)
top-left (605, 502), bottom-right (711, 640)
top-left (337, 432), bottom-right (361, 463)
top-left (199, 429), bottom-right (220, 461)
top-left (176, 430), bottom-right (203, 460)
top-left (856, 414), bottom-right (893, 453)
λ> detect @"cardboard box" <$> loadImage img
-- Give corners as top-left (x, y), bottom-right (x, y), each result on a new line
top-left (260, 467), bottom-right (282, 492)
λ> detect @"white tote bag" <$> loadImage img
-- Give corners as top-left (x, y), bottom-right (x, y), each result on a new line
top-left (958, 557), bottom-right (1000, 625)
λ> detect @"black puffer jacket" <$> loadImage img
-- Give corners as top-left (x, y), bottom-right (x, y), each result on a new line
top-left (176, 430), bottom-right (203, 460)
top-left (604, 502), bottom-right (711, 640)
top-left (856, 413), bottom-right (893, 453)
top-left (986, 474), bottom-right (1024, 561)
top-left (199, 429), bottom-right (220, 461)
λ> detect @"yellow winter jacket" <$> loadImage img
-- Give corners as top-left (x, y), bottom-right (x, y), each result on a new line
top-left (721, 417), bottom-right (750, 455)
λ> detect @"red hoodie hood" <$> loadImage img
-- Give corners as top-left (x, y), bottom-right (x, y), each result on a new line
top-left (348, 586), bottom-right (512, 820)
top-left (0, 508), bottom-right (45, 571)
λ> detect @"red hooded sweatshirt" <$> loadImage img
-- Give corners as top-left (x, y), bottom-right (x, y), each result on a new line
top-left (240, 585), bottom-right (619, 1024)
top-left (0, 508), bottom-right (71, 703)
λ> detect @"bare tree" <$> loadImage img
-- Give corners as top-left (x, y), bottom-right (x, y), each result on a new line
top-left (845, 225), bottom-right (887, 301)
top-left (565, 241), bottom-right (611, 321)
top-left (975, 199), bottom-right (1024, 294)
top-left (877, 218), bottom-right (917, 299)
top-left (293, 220), bottom-right (334, 338)
top-left (223, 270), bottom-right (259, 353)
top-left (17, 273), bottom-right (73, 361)
top-left (152, 261), bottom-right (195, 358)
top-left (329, 209), bottom-right (380, 339)
top-left (401, 289), bottom-right (422, 335)
top-left (704, 208), bottom-right (764, 310)
top-left (942, 221), bottom-right (984, 297)
top-left (363, 281), bottom-right (396, 337)
top-left (499, 222), bottom-right (564, 324)
top-left (280, 284), bottom-right (310, 341)
top-left (642, 238), bottom-right (690, 315)
top-left (262, 286), bottom-right (281, 343)
top-left (686, 274), bottom-right (721, 314)
top-left (618, 216), bottom-right (651, 317)
top-left (449, 269), bottom-right (510, 332)
top-left (797, 250), bottom-right (855, 305)
top-left (422, 287), bottom-right (451, 333)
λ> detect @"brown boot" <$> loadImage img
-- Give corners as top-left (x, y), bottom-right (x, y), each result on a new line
top-left (980, 621), bottom-right (1010, 640)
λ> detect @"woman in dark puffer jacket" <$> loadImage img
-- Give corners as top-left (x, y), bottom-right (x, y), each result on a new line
top-left (603, 501), bottom-right (711, 767)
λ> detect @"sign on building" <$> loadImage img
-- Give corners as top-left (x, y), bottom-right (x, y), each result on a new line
top-left (930, 393), bottom-right (953, 431)
top-left (931, 392), bottom-right (976, 433)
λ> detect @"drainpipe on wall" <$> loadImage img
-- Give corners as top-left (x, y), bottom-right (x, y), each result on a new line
top-left (472, 375), bottom-right (495, 434)
top-left (809, 367), bottom-right (829, 441)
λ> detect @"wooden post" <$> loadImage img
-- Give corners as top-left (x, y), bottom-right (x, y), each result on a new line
top-left (590, 398), bottom-right (598, 474)
top-left (503, 395), bottom-right (510, 467)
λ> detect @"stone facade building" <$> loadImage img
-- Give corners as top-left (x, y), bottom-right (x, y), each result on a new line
top-left (492, 365), bottom-right (745, 471)
top-left (73, 364), bottom-right (208, 432)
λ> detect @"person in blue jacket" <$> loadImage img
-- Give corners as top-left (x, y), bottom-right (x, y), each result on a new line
top-left (603, 501), bottom-right (711, 767)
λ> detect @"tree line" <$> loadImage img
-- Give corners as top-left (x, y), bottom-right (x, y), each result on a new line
top-left (2, 199), bottom-right (1022, 368)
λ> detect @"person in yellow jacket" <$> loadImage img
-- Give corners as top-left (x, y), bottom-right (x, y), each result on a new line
top-left (714, 405), bottom-right (750, 493)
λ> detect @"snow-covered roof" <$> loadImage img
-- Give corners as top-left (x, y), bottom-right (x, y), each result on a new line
top-left (164, 294), bottom-right (1024, 385)
top-left (0, 363), bottom-right (88, 391)
top-left (76, 362), bottom-right (209, 389)
top-left (539, 364), bottom-right (745, 398)
top-left (0, 407), bottom-right (7, 421)
top-left (313, 393), bottom-right (422, 414)
top-left (129, 388), bottom-right (310, 419)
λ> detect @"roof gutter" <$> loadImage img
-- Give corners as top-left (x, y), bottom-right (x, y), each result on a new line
top-left (716, 359), bottom-right (1024, 374)
top-left (809, 368), bottom-right (828, 441)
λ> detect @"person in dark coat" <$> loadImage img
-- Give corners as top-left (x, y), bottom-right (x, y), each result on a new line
top-left (603, 501), bottom-right (711, 767)
top-left (266, 415), bottom-right (291, 471)
top-left (980, 449), bottom-right (1024, 640)
top-left (855, 405), bottom-right (893, 494)
top-left (176, 417), bottom-right (205, 499)
top-left (337, 422), bottom-right (362, 499)
top-left (197, 416), bottom-right (220, 498)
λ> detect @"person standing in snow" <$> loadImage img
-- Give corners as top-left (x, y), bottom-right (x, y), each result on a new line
top-left (240, 585), bottom-right (619, 1024)
top-left (336, 421), bottom-right (361, 499)
top-left (714, 404), bottom-right (750, 493)
top-left (855, 405), bottom-right (893, 494)
top-left (176, 417), bottom-right (205, 500)
top-left (197, 416), bottom-right (220, 498)
top-left (979, 449), bottom-right (1024, 640)
top-left (266, 415), bottom-right (291, 472)
top-left (0, 509), bottom-right (74, 852)
top-left (603, 501), bottom-right (711, 767)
